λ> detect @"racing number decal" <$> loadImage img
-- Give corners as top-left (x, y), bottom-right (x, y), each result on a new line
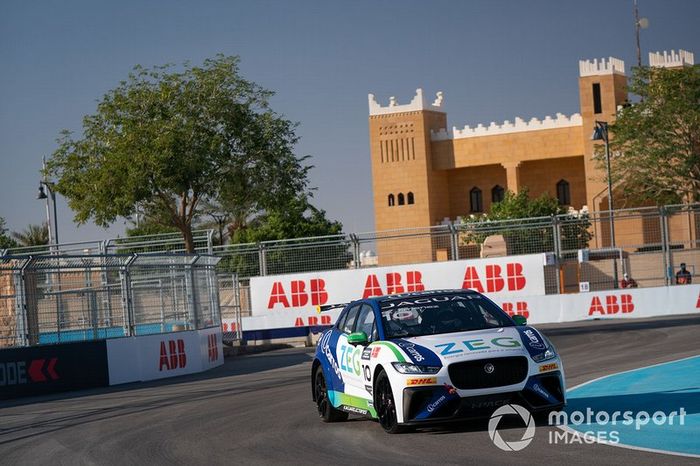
top-left (362, 364), bottom-right (372, 383)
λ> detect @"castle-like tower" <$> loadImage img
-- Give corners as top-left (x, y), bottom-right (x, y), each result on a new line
top-left (368, 50), bottom-right (695, 265)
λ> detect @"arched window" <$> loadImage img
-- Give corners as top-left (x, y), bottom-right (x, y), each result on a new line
top-left (388, 194), bottom-right (395, 207)
top-left (491, 185), bottom-right (505, 203)
top-left (398, 193), bottom-right (405, 206)
top-left (556, 179), bottom-right (570, 205)
top-left (470, 187), bottom-right (483, 213)
top-left (407, 192), bottom-right (415, 205)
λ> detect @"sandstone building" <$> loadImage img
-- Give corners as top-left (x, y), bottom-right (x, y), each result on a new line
top-left (368, 50), bottom-right (695, 265)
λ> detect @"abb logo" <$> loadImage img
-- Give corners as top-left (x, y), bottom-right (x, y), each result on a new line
top-left (294, 315), bottom-right (333, 327)
top-left (462, 263), bottom-right (526, 293)
top-left (159, 339), bottom-right (187, 371)
top-left (502, 301), bottom-right (530, 319)
top-left (222, 322), bottom-right (237, 332)
top-left (207, 334), bottom-right (219, 362)
top-left (363, 271), bottom-right (424, 299)
top-left (588, 295), bottom-right (635, 315)
top-left (268, 279), bottom-right (328, 309)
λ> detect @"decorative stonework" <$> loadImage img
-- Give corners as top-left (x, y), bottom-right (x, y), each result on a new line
top-left (649, 49), bottom-right (694, 68)
top-left (578, 57), bottom-right (625, 77)
top-left (431, 112), bottom-right (582, 141)
top-left (368, 88), bottom-right (444, 116)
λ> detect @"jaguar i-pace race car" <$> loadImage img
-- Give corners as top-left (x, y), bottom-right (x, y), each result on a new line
top-left (311, 289), bottom-right (565, 433)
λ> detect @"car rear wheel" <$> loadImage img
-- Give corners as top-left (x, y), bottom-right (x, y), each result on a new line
top-left (375, 370), bottom-right (406, 434)
top-left (315, 366), bottom-right (348, 422)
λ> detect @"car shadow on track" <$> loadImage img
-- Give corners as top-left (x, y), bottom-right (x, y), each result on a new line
top-left (408, 414), bottom-right (553, 436)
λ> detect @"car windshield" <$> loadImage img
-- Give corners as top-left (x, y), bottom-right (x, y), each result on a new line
top-left (379, 293), bottom-right (514, 339)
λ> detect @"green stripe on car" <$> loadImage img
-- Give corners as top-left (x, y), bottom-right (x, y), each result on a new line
top-left (369, 341), bottom-right (406, 362)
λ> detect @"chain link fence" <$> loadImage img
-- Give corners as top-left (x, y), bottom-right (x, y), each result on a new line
top-left (0, 253), bottom-right (221, 349)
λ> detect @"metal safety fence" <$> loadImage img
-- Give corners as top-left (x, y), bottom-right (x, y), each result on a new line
top-left (0, 253), bottom-right (221, 349)
top-left (208, 203), bottom-right (700, 317)
top-left (2, 203), bottom-right (698, 326)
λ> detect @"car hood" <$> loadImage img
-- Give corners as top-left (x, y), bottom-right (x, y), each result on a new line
top-left (392, 326), bottom-right (547, 365)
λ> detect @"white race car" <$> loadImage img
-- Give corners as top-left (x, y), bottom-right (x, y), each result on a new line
top-left (311, 289), bottom-right (565, 433)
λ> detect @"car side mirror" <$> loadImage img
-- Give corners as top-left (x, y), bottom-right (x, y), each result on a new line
top-left (512, 315), bottom-right (527, 326)
top-left (347, 331), bottom-right (368, 346)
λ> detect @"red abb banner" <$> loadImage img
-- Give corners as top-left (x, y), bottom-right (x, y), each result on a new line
top-left (250, 254), bottom-right (546, 315)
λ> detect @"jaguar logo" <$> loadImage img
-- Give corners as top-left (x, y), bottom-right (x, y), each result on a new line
top-left (484, 363), bottom-right (495, 374)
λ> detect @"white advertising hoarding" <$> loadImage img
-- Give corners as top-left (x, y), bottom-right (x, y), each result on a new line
top-left (107, 327), bottom-right (223, 385)
top-left (250, 254), bottom-right (547, 318)
top-left (234, 285), bottom-right (700, 333)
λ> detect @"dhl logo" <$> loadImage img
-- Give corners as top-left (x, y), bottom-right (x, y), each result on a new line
top-left (539, 363), bottom-right (559, 373)
top-left (406, 377), bottom-right (437, 386)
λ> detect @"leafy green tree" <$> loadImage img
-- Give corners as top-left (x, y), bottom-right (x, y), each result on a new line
top-left (12, 223), bottom-right (50, 247)
top-left (461, 189), bottom-right (592, 255)
top-left (125, 203), bottom-right (180, 237)
top-left (198, 198), bottom-right (231, 247)
top-left (0, 216), bottom-right (19, 250)
top-left (220, 196), bottom-right (350, 277)
top-left (603, 64), bottom-right (700, 205)
top-left (46, 55), bottom-right (310, 252)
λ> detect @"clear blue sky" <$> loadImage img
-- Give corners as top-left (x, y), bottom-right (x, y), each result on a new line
top-left (1, 0), bottom-right (698, 243)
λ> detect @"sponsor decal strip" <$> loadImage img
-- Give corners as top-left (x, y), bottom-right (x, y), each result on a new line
top-left (328, 390), bottom-right (377, 417)
top-left (406, 377), bottom-right (437, 386)
top-left (539, 362), bottom-right (559, 373)
top-left (368, 342), bottom-right (406, 363)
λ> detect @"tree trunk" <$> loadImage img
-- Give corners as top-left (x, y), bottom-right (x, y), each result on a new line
top-left (182, 223), bottom-right (195, 253)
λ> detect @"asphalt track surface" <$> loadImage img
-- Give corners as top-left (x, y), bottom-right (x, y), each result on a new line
top-left (2, 314), bottom-right (700, 465)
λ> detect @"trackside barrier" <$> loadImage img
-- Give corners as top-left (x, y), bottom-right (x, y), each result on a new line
top-left (0, 327), bottom-right (223, 400)
top-left (106, 327), bottom-right (223, 385)
top-left (0, 340), bottom-right (109, 399)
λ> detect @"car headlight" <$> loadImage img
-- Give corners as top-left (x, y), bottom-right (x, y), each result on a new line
top-left (532, 348), bottom-right (557, 362)
top-left (391, 362), bottom-right (441, 374)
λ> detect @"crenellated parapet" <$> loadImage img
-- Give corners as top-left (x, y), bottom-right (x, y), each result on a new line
top-left (368, 88), bottom-right (444, 116)
top-left (578, 57), bottom-right (625, 77)
top-left (431, 112), bottom-right (582, 141)
top-left (649, 49), bottom-right (694, 68)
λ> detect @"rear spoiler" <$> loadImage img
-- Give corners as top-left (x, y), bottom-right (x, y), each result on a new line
top-left (315, 303), bottom-right (349, 314)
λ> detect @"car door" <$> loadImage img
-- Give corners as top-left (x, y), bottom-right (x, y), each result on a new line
top-left (342, 303), bottom-right (378, 401)
top-left (333, 304), bottom-right (362, 396)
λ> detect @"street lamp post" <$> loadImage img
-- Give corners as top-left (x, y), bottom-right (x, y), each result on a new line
top-left (592, 121), bottom-right (618, 288)
top-left (37, 159), bottom-right (65, 330)
top-left (38, 157), bottom-right (59, 248)
top-left (37, 183), bottom-right (59, 248)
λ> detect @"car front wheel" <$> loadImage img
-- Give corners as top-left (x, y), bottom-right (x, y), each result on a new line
top-left (375, 370), bottom-right (406, 433)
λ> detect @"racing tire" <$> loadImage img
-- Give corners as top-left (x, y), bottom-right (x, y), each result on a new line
top-left (314, 366), bottom-right (349, 423)
top-left (375, 370), bottom-right (407, 434)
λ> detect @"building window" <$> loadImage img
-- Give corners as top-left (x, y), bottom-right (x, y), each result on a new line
top-left (592, 83), bottom-right (602, 114)
top-left (398, 193), bottom-right (405, 206)
top-left (407, 192), bottom-right (415, 205)
top-left (470, 187), bottom-right (483, 213)
top-left (556, 179), bottom-right (571, 205)
top-left (388, 194), bottom-right (395, 206)
top-left (491, 185), bottom-right (505, 203)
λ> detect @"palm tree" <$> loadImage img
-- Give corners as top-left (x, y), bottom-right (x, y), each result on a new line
top-left (12, 222), bottom-right (50, 247)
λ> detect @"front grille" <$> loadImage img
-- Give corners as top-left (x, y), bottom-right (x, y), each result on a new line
top-left (448, 356), bottom-right (528, 389)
